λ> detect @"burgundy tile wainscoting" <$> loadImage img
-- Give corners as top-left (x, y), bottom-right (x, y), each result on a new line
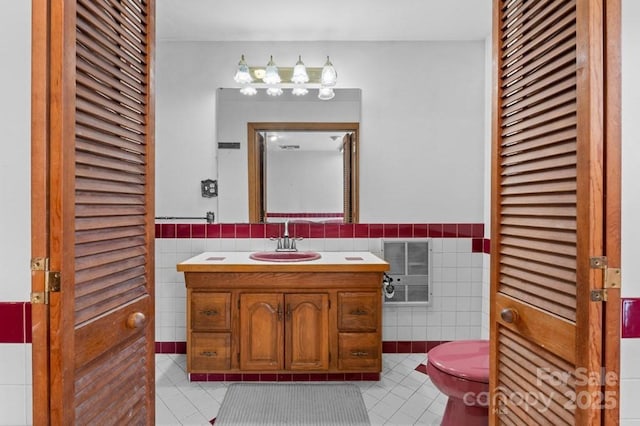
top-left (189, 372), bottom-right (381, 382)
top-left (155, 222), bottom-right (486, 241)
top-left (0, 302), bottom-right (31, 343)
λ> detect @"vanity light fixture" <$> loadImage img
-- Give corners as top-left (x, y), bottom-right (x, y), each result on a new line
top-left (233, 54), bottom-right (338, 100)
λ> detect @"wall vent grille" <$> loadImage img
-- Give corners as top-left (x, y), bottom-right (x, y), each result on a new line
top-left (382, 240), bottom-right (431, 304)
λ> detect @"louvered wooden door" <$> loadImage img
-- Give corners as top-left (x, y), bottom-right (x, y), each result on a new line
top-left (31, 0), bottom-right (156, 424)
top-left (490, 0), bottom-right (620, 425)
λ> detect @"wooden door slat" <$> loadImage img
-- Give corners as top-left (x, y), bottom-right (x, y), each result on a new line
top-left (501, 204), bottom-right (576, 217)
top-left (75, 226), bottom-right (146, 245)
top-left (75, 215), bottom-right (146, 231)
top-left (76, 67), bottom-right (145, 120)
top-left (76, 19), bottom-right (145, 76)
top-left (501, 192), bottom-right (576, 206)
top-left (76, 235), bottom-right (146, 258)
top-left (502, 2), bottom-right (575, 60)
top-left (77, 74), bottom-right (146, 113)
top-left (75, 176), bottom-right (145, 195)
top-left (502, 102), bottom-right (575, 137)
top-left (499, 282), bottom-right (576, 320)
top-left (503, 40), bottom-right (575, 89)
top-left (501, 254), bottom-right (576, 285)
top-left (502, 77), bottom-right (576, 117)
top-left (502, 140), bottom-right (575, 167)
top-left (502, 153), bottom-right (577, 176)
top-left (501, 0), bottom-right (551, 33)
top-left (502, 127), bottom-right (575, 155)
top-left (77, 41), bottom-right (146, 95)
top-left (78, 0), bottom-right (147, 52)
top-left (75, 256), bottom-right (146, 286)
top-left (76, 138), bottom-right (145, 164)
top-left (75, 265), bottom-right (146, 298)
top-left (502, 64), bottom-right (575, 108)
top-left (77, 2), bottom-right (146, 65)
top-left (501, 235), bottom-right (576, 256)
top-left (76, 150), bottom-right (146, 175)
top-left (500, 179), bottom-right (576, 195)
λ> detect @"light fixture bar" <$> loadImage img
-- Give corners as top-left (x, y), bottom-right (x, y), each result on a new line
top-left (248, 67), bottom-right (324, 83)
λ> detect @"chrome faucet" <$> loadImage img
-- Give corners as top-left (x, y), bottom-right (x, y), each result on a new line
top-left (272, 220), bottom-right (301, 252)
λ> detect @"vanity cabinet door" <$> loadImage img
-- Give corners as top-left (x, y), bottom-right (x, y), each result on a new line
top-left (239, 293), bottom-right (283, 370)
top-left (285, 293), bottom-right (329, 371)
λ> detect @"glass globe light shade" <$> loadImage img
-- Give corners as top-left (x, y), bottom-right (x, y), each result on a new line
top-left (320, 56), bottom-right (337, 87)
top-left (239, 85), bottom-right (257, 96)
top-left (291, 55), bottom-right (309, 84)
top-left (233, 55), bottom-right (253, 84)
top-left (266, 87), bottom-right (283, 96)
top-left (318, 87), bottom-right (335, 100)
top-left (292, 86), bottom-right (309, 96)
top-left (263, 55), bottom-right (281, 85)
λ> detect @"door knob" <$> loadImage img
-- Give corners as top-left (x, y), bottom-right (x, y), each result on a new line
top-left (500, 308), bottom-right (518, 324)
top-left (126, 312), bottom-right (146, 329)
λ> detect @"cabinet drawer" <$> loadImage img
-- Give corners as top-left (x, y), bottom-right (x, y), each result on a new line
top-left (191, 292), bottom-right (231, 331)
top-left (337, 333), bottom-right (380, 370)
top-left (338, 292), bottom-right (379, 331)
top-left (191, 332), bottom-right (231, 371)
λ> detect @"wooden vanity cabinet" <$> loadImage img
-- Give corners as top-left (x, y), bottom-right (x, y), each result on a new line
top-left (182, 268), bottom-right (385, 376)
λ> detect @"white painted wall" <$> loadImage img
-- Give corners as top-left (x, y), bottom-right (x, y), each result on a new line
top-left (0, 0), bottom-right (31, 302)
top-left (156, 41), bottom-right (486, 223)
top-left (267, 150), bottom-right (343, 214)
top-left (620, 1), bottom-right (640, 423)
top-left (0, 2), bottom-right (32, 425)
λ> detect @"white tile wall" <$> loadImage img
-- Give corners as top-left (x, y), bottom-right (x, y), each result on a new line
top-left (157, 237), bottom-right (484, 343)
top-left (0, 344), bottom-right (32, 426)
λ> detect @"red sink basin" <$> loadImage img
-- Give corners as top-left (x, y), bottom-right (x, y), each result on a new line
top-left (249, 251), bottom-right (322, 262)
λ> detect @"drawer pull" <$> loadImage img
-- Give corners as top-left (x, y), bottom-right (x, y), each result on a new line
top-left (200, 351), bottom-right (218, 357)
top-left (349, 308), bottom-right (368, 316)
top-left (200, 309), bottom-right (219, 316)
top-left (351, 351), bottom-right (369, 357)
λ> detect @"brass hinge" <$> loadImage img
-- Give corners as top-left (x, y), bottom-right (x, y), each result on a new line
top-left (30, 257), bottom-right (60, 305)
top-left (589, 256), bottom-right (621, 302)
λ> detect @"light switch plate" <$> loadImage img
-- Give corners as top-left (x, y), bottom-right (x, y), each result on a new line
top-left (201, 179), bottom-right (218, 197)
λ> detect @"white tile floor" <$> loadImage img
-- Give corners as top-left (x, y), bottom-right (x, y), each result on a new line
top-left (156, 353), bottom-right (445, 425)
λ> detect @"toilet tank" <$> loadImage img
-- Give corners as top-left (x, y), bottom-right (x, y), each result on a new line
top-left (382, 240), bottom-right (432, 304)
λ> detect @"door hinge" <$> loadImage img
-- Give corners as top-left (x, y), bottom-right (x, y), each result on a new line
top-left (589, 256), bottom-right (621, 302)
top-left (30, 257), bottom-right (60, 305)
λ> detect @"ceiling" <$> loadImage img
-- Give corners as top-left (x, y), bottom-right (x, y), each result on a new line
top-left (265, 131), bottom-right (346, 152)
top-left (156, 0), bottom-right (492, 42)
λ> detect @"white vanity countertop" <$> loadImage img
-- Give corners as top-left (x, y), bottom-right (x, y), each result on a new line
top-left (176, 251), bottom-right (389, 273)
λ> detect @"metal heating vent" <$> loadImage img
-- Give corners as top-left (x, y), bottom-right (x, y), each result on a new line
top-left (382, 240), bottom-right (432, 304)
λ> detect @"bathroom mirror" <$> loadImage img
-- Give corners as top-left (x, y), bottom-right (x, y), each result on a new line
top-left (247, 122), bottom-right (359, 223)
top-left (216, 88), bottom-right (361, 223)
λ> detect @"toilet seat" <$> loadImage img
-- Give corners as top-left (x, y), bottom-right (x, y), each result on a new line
top-left (427, 340), bottom-right (489, 384)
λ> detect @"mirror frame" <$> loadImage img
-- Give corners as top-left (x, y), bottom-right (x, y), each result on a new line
top-left (248, 122), bottom-right (360, 223)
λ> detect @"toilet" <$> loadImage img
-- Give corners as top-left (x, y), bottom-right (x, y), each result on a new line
top-left (426, 340), bottom-right (490, 426)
